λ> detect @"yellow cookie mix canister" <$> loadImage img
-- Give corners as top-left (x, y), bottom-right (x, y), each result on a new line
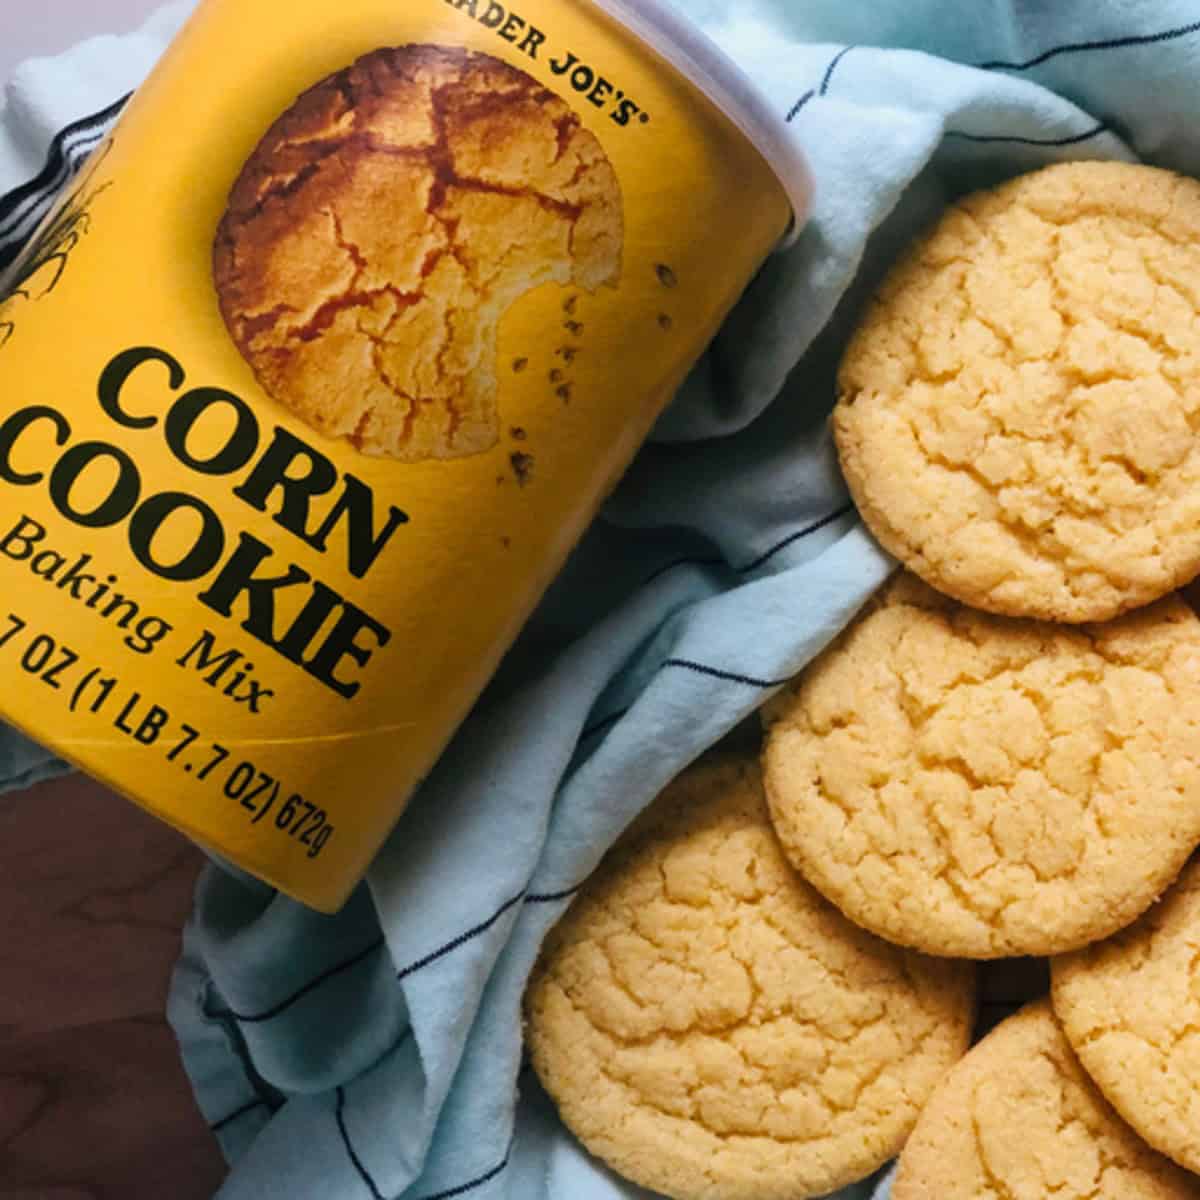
top-left (0, 0), bottom-right (810, 910)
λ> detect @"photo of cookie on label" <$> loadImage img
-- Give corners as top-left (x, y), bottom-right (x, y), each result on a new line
top-left (213, 43), bottom-right (625, 463)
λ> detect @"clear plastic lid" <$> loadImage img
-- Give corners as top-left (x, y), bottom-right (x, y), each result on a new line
top-left (588, 0), bottom-right (813, 246)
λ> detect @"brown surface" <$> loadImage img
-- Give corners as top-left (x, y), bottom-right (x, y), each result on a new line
top-left (0, 773), bottom-right (227, 1199)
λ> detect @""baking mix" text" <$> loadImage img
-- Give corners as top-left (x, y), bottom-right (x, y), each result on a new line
top-left (442, 0), bottom-right (651, 125)
top-left (0, 346), bottom-right (407, 700)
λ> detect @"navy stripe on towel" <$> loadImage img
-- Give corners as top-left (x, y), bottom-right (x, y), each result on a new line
top-left (643, 504), bottom-right (853, 587)
top-left (662, 658), bottom-right (794, 689)
top-left (209, 1098), bottom-right (270, 1133)
top-left (394, 884), bottom-right (581, 983)
top-left (417, 1144), bottom-right (513, 1200)
top-left (786, 43), bottom-right (856, 121)
top-left (216, 882), bottom-right (580, 1032)
top-left (975, 18), bottom-right (1200, 71)
top-left (944, 121), bottom-right (1109, 147)
top-left (581, 706), bottom-right (630, 742)
top-left (820, 45), bottom-right (856, 94)
top-left (227, 937), bottom-right (387, 1024)
top-left (336, 1086), bottom-right (386, 1200)
top-left (786, 89), bottom-right (816, 122)
top-left (394, 890), bottom-right (526, 981)
top-left (336, 1078), bottom-right (512, 1200)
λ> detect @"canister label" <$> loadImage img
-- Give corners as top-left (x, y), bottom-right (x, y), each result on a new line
top-left (0, 0), bottom-right (789, 909)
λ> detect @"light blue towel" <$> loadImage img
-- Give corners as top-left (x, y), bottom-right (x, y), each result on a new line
top-left (3, 2), bottom-right (1199, 1197)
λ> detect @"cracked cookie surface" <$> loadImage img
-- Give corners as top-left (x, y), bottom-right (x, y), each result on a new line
top-left (214, 44), bottom-right (622, 461)
top-left (835, 161), bottom-right (1200, 622)
top-left (1053, 855), bottom-right (1200, 1174)
top-left (524, 755), bottom-right (974, 1200)
top-left (891, 1002), bottom-right (1200, 1200)
top-left (761, 572), bottom-right (1200, 958)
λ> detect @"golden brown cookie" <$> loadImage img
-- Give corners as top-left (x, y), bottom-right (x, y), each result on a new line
top-left (835, 160), bottom-right (1200, 622)
top-left (214, 45), bottom-right (623, 461)
top-left (1053, 855), bottom-right (1200, 1174)
top-left (762, 572), bottom-right (1200, 959)
top-left (892, 1001), bottom-right (1199, 1200)
top-left (525, 755), bottom-right (975, 1200)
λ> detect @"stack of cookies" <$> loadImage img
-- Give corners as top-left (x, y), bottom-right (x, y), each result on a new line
top-left (526, 161), bottom-right (1200, 1199)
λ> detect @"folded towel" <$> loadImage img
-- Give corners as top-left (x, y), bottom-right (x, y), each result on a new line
top-left (5, 2), bottom-right (1200, 1197)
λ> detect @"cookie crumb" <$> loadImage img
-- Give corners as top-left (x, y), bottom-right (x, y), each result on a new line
top-left (564, 320), bottom-right (584, 336)
top-left (563, 296), bottom-right (579, 315)
top-left (556, 384), bottom-right (573, 403)
top-left (510, 452), bottom-right (535, 486)
top-left (657, 313), bottom-right (673, 331)
top-left (510, 426), bottom-right (528, 441)
top-left (549, 368), bottom-right (564, 383)
top-left (557, 347), bottom-right (578, 364)
top-left (512, 357), bottom-right (529, 374)
top-left (655, 264), bottom-right (678, 288)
